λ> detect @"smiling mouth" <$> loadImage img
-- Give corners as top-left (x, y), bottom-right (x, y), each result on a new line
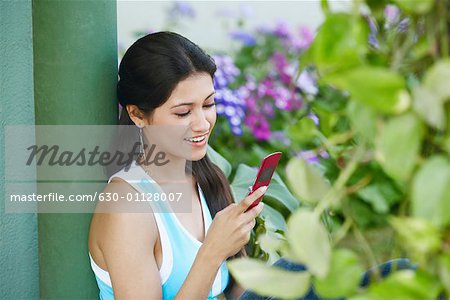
top-left (184, 135), bottom-right (207, 143)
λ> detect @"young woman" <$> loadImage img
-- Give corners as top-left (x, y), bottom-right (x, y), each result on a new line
top-left (88, 31), bottom-right (266, 300)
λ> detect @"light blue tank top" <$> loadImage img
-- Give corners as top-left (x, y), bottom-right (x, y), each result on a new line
top-left (89, 160), bottom-right (230, 300)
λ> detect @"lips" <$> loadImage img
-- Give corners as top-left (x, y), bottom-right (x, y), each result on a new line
top-left (184, 135), bottom-right (207, 142)
top-left (190, 132), bottom-right (209, 138)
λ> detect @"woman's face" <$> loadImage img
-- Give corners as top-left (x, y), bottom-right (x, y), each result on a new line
top-left (140, 72), bottom-right (217, 162)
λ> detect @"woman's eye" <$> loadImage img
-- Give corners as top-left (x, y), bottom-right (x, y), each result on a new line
top-left (174, 103), bottom-right (215, 118)
top-left (175, 111), bottom-right (190, 117)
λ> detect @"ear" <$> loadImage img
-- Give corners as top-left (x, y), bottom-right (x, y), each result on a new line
top-left (126, 104), bottom-right (146, 126)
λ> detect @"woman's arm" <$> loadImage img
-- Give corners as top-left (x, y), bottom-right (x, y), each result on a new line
top-left (99, 178), bottom-right (231, 299)
top-left (226, 281), bottom-right (246, 300)
top-left (173, 242), bottom-right (224, 300)
top-left (99, 178), bottom-right (265, 299)
top-left (101, 212), bottom-right (230, 300)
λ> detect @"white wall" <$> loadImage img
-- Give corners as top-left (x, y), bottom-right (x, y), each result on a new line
top-left (117, 0), bottom-right (352, 53)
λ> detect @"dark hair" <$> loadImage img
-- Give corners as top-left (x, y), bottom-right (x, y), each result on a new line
top-left (111, 31), bottom-right (245, 295)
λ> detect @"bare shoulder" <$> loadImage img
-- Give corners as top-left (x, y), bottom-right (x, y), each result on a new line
top-left (89, 177), bottom-right (162, 298)
top-left (90, 177), bottom-right (158, 250)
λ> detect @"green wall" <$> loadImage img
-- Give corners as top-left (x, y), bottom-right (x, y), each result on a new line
top-left (33, 0), bottom-right (118, 298)
top-left (0, 0), bottom-right (39, 299)
top-left (1, 0), bottom-right (118, 298)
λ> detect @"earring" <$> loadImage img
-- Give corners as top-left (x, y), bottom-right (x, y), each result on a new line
top-left (137, 124), bottom-right (147, 163)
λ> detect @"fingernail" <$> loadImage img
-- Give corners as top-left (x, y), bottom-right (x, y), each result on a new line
top-left (260, 186), bottom-right (268, 193)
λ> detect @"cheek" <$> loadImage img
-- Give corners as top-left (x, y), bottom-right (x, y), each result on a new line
top-left (207, 109), bottom-right (217, 128)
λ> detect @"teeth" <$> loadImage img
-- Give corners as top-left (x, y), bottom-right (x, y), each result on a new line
top-left (185, 135), bottom-right (206, 142)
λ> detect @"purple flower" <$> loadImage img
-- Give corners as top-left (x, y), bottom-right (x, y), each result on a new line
top-left (296, 70), bottom-right (318, 95)
top-left (212, 54), bottom-right (245, 136)
top-left (365, 16), bottom-right (379, 49)
top-left (262, 102), bottom-right (275, 117)
top-left (384, 4), bottom-right (400, 27)
top-left (255, 24), bottom-right (273, 35)
top-left (245, 113), bottom-right (271, 141)
top-left (271, 85), bottom-right (302, 111)
top-left (296, 149), bottom-right (328, 165)
top-left (271, 52), bottom-right (292, 85)
top-left (168, 1), bottom-right (196, 19)
top-left (285, 25), bottom-right (314, 51)
top-left (297, 25), bottom-right (314, 49)
top-left (232, 126), bottom-right (243, 135)
top-left (244, 96), bottom-right (257, 111)
top-left (397, 18), bottom-right (409, 33)
top-left (230, 30), bottom-right (257, 46)
top-left (308, 113), bottom-right (320, 126)
top-left (272, 131), bottom-right (291, 146)
top-left (297, 150), bottom-right (320, 164)
top-left (273, 20), bottom-right (292, 39)
top-left (212, 55), bottom-right (240, 88)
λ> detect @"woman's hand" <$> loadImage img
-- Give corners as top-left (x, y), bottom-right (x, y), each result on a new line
top-left (201, 186), bottom-right (267, 262)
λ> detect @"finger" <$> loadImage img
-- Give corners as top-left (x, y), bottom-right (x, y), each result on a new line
top-left (241, 219), bottom-right (257, 241)
top-left (240, 220), bottom-right (255, 238)
top-left (247, 218), bottom-right (256, 229)
top-left (237, 186), bottom-right (268, 214)
top-left (241, 202), bottom-right (264, 223)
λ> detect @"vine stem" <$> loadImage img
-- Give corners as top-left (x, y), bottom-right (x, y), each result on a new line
top-left (314, 145), bottom-right (366, 217)
top-left (321, 0), bottom-right (331, 16)
top-left (332, 216), bottom-right (353, 246)
top-left (353, 225), bottom-right (381, 280)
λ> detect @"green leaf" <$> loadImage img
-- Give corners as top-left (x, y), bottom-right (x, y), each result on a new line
top-left (444, 135), bottom-right (450, 155)
top-left (389, 217), bottom-right (441, 264)
top-left (393, 0), bottom-right (435, 14)
top-left (412, 60), bottom-right (450, 130)
top-left (287, 117), bottom-right (318, 145)
top-left (412, 155), bottom-right (450, 228)
top-left (439, 254), bottom-right (450, 295)
top-left (258, 230), bottom-right (286, 254)
top-left (413, 60), bottom-right (450, 130)
top-left (413, 85), bottom-right (446, 130)
top-left (376, 113), bottom-right (424, 182)
top-left (357, 185), bottom-right (389, 214)
top-left (325, 67), bottom-right (410, 114)
top-left (207, 145), bottom-right (232, 177)
top-left (314, 249), bottom-right (364, 298)
top-left (300, 13), bottom-right (368, 74)
top-left (361, 270), bottom-right (442, 300)
top-left (286, 157), bottom-right (331, 204)
top-left (314, 106), bottom-right (340, 138)
top-left (356, 180), bottom-right (402, 214)
top-left (260, 205), bottom-right (288, 233)
top-left (287, 209), bottom-right (331, 278)
top-left (347, 101), bottom-right (378, 143)
top-left (227, 258), bottom-right (311, 298)
top-left (423, 60), bottom-right (450, 102)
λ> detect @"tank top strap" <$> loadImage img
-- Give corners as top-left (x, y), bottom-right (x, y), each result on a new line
top-left (107, 160), bottom-right (173, 218)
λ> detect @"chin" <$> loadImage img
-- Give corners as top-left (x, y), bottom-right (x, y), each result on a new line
top-left (190, 149), bottom-right (207, 161)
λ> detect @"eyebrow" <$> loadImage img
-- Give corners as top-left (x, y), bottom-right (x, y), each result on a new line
top-left (170, 91), bottom-right (216, 109)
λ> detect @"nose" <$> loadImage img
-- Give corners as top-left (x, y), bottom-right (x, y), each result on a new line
top-left (190, 109), bottom-right (210, 133)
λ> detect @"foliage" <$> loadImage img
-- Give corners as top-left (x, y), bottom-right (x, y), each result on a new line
top-left (124, 1), bottom-right (450, 298)
top-left (225, 0), bottom-right (450, 299)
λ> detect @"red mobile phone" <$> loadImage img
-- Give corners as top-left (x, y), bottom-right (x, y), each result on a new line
top-left (244, 152), bottom-right (282, 213)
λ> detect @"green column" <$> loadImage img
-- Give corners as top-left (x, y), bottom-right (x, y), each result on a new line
top-left (33, 0), bottom-right (118, 298)
top-left (0, 1), bottom-right (39, 299)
